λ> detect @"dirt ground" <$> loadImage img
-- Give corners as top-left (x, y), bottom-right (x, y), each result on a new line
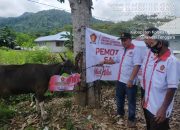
top-left (1, 86), bottom-right (180, 130)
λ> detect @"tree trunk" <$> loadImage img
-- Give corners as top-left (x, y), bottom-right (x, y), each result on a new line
top-left (68, 0), bottom-right (101, 107)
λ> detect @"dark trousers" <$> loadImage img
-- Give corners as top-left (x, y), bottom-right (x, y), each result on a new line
top-left (116, 81), bottom-right (137, 121)
top-left (140, 87), bottom-right (145, 99)
top-left (144, 109), bottom-right (170, 130)
top-left (141, 88), bottom-right (149, 130)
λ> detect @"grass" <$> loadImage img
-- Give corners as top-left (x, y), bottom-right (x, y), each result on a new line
top-left (0, 49), bottom-right (74, 65)
top-left (0, 103), bottom-right (15, 120)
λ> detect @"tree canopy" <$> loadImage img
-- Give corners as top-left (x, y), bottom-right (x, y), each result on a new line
top-left (0, 26), bottom-right (16, 49)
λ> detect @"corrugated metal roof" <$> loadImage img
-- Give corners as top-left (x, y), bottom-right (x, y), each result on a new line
top-left (35, 31), bottom-right (70, 42)
top-left (159, 18), bottom-right (180, 35)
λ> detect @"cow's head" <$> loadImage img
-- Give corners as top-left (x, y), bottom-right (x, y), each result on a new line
top-left (59, 54), bottom-right (78, 75)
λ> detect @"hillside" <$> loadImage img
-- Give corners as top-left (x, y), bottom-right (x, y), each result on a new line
top-left (0, 9), bottom-right (110, 34)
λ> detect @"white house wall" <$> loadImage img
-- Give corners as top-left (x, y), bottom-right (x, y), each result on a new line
top-left (37, 41), bottom-right (67, 53)
top-left (46, 42), bottom-right (67, 53)
top-left (170, 36), bottom-right (180, 50)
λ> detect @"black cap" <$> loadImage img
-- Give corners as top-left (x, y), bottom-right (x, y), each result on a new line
top-left (118, 32), bottom-right (132, 40)
top-left (145, 27), bottom-right (159, 37)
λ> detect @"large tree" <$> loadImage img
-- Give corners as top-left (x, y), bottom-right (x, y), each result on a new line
top-left (0, 26), bottom-right (16, 49)
top-left (58, 0), bottom-right (101, 107)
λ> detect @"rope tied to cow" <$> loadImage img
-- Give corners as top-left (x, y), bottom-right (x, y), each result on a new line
top-left (74, 64), bottom-right (105, 92)
top-left (74, 52), bottom-right (105, 93)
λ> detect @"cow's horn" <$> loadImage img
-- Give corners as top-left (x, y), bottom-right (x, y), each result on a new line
top-left (59, 53), bottom-right (66, 62)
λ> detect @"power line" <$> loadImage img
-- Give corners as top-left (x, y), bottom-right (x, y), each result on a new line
top-left (27, 0), bottom-right (115, 22)
top-left (27, 0), bottom-right (71, 12)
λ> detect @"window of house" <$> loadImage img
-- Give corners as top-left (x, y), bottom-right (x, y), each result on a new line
top-left (39, 42), bottom-right (46, 46)
top-left (56, 41), bottom-right (64, 47)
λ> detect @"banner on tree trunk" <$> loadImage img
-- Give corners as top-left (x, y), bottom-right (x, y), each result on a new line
top-left (85, 28), bottom-right (146, 83)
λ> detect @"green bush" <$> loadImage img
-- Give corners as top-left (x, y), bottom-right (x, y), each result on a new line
top-left (65, 118), bottom-right (75, 130)
top-left (3, 95), bottom-right (31, 105)
top-left (0, 49), bottom-right (25, 64)
top-left (24, 50), bottom-right (50, 63)
top-left (65, 50), bottom-right (74, 61)
top-left (0, 46), bottom-right (11, 51)
top-left (0, 103), bottom-right (15, 120)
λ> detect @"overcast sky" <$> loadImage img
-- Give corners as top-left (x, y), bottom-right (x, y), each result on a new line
top-left (0, 0), bottom-right (179, 22)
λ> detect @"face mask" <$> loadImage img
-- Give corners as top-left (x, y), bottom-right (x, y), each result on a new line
top-left (145, 42), bottom-right (151, 48)
top-left (150, 41), bottom-right (162, 54)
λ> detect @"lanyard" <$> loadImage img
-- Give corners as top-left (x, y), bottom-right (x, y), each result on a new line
top-left (144, 59), bottom-right (159, 108)
top-left (118, 49), bottom-right (126, 80)
top-left (143, 50), bottom-right (151, 90)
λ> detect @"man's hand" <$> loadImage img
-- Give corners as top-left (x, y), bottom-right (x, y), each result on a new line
top-left (128, 65), bottom-right (140, 88)
top-left (155, 88), bottom-right (176, 124)
top-left (155, 106), bottom-right (166, 124)
top-left (127, 80), bottom-right (133, 88)
top-left (95, 61), bottom-right (104, 67)
top-left (98, 60), bottom-right (115, 65)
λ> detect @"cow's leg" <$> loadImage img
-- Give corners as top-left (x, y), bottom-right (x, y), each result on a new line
top-left (35, 83), bottom-right (49, 120)
top-left (30, 94), bottom-right (35, 107)
top-left (39, 101), bottom-right (48, 120)
top-left (35, 98), bottom-right (40, 112)
top-left (35, 92), bottom-right (48, 120)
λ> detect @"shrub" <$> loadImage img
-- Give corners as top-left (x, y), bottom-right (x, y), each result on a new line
top-left (0, 103), bottom-right (15, 120)
top-left (0, 49), bottom-right (74, 64)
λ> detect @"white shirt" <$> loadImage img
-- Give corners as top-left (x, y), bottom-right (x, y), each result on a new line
top-left (143, 49), bottom-right (179, 117)
top-left (178, 60), bottom-right (180, 82)
top-left (140, 47), bottom-right (175, 89)
top-left (140, 48), bottom-right (156, 89)
top-left (114, 44), bottom-right (142, 84)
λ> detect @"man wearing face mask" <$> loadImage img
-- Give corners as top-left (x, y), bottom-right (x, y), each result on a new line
top-left (140, 27), bottom-right (159, 99)
top-left (139, 27), bottom-right (159, 129)
top-left (142, 31), bottom-right (179, 130)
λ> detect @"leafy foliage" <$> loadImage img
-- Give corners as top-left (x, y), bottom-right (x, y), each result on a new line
top-left (0, 10), bottom-right (72, 35)
top-left (15, 33), bottom-right (35, 48)
top-left (92, 15), bottom-right (174, 37)
top-left (0, 26), bottom-right (16, 49)
top-left (0, 10), bottom-right (173, 47)
top-left (61, 30), bottom-right (73, 51)
top-left (0, 103), bottom-right (15, 120)
top-left (0, 49), bottom-right (59, 64)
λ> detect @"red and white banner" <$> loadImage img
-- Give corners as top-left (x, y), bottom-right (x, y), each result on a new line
top-left (49, 73), bottom-right (80, 91)
top-left (86, 28), bottom-right (146, 83)
top-left (86, 28), bottom-right (123, 82)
